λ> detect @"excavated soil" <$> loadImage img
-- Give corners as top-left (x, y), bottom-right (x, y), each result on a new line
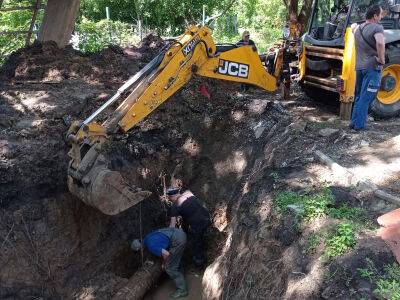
top-left (1, 36), bottom-right (399, 300)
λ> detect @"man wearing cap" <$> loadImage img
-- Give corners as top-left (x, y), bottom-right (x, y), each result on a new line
top-left (167, 187), bottom-right (211, 270)
top-left (132, 227), bottom-right (188, 298)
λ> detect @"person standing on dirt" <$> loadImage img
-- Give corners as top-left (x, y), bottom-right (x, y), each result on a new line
top-left (131, 227), bottom-right (188, 298)
top-left (237, 30), bottom-right (257, 92)
top-left (350, 4), bottom-right (385, 131)
top-left (167, 186), bottom-right (211, 270)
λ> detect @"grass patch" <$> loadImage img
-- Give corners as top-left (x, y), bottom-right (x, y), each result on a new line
top-left (274, 187), bottom-right (334, 221)
top-left (358, 260), bottom-right (400, 300)
top-left (306, 223), bottom-right (357, 261)
top-left (329, 204), bottom-right (366, 220)
top-left (275, 187), bottom-right (374, 261)
top-left (323, 222), bottom-right (356, 261)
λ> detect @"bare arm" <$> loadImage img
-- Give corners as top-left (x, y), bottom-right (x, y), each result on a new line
top-left (375, 32), bottom-right (385, 65)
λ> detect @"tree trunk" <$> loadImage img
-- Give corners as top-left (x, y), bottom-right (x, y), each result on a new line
top-left (282, 0), bottom-right (313, 34)
top-left (297, 0), bottom-right (313, 33)
top-left (38, 0), bottom-right (81, 47)
top-left (289, 0), bottom-right (298, 22)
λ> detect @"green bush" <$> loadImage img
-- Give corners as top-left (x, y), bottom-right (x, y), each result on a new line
top-left (74, 18), bottom-right (139, 53)
top-left (358, 261), bottom-right (400, 300)
top-left (323, 222), bottom-right (356, 260)
top-left (0, 6), bottom-right (42, 65)
top-left (274, 188), bottom-right (334, 221)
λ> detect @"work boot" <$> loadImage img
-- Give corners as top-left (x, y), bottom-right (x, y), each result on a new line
top-left (169, 289), bottom-right (188, 298)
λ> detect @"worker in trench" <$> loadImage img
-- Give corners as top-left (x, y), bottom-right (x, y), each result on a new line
top-left (167, 185), bottom-right (211, 270)
top-left (131, 227), bottom-right (188, 298)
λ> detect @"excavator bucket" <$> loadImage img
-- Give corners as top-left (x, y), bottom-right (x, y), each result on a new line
top-left (67, 141), bottom-right (152, 215)
top-left (68, 166), bottom-right (152, 215)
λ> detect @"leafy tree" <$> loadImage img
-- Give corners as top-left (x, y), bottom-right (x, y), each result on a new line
top-left (0, 0), bottom-right (46, 64)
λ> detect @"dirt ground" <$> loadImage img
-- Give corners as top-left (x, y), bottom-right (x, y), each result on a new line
top-left (1, 37), bottom-right (399, 299)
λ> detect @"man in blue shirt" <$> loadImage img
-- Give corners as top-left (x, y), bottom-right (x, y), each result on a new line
top-left (136, 228), bottom-right (188, 298)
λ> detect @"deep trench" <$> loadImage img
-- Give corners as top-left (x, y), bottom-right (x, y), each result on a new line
top-left (1, 77), bottom-right (301, 299)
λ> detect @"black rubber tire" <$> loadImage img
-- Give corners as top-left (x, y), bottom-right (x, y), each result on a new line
top-left (370, 56), bottom-right (400, 118)
top-left (370, 98), bottom-right (400, 119)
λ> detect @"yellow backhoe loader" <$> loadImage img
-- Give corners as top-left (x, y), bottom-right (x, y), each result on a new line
top-left (299, 0), bottom-right (400, 118)
top-left (66, 25), bottom-right (287, 215)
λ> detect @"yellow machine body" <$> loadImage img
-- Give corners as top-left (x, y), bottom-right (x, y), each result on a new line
top-left (299, 27), bottom-right (357, 103)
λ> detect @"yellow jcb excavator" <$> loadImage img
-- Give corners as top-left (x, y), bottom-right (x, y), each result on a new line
top-left (66, 25), bottom-right (287, 215)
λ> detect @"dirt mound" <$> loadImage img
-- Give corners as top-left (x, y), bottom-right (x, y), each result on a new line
top-left (0, 34), bottom-right (164, 84)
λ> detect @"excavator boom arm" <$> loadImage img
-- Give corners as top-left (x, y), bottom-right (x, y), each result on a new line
top-left (67, 26), bottom-right (278, 215)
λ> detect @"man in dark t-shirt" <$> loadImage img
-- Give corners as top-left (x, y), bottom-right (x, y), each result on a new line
top-left (350, 4), bottom-right (385, 130)
top-left (237, 30), bottom-right (257, 92)
top-left (167, 187), bottom-right (211, 269)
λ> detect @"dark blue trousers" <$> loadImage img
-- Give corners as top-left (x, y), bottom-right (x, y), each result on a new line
top-left (351, 69), bottom-right (381, 130)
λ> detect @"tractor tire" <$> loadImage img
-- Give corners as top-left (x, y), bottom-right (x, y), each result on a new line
top-left (370, 99), bottom-right (400, 119)
top-left (370, 49), bottom-right (400, 118)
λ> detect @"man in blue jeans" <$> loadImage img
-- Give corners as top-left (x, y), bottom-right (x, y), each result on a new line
top-left (132, 228), bottom-right (188, 298)
top-left (351, 4), bottom-right (385, 130)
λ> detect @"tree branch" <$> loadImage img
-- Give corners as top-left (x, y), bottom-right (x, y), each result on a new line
top-left (207, 0), bottom-right (238, 26)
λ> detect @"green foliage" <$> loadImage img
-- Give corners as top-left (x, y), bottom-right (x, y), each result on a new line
top-left (323, 222), bottom-right (356, 260)
top-left (213, 0), bottom-right (287, 52)
top-left (358, 267), bottom-right (375, 281)
top-left (75, 18), bottom-right (138, 52)
top-left (0, 0), bottom-right (46, 65)
top-left (358, 260), bottom-right (400, 300)
top-left (329, 204), bottom-right (366, 221)
top-left (274, 191), bottom-right (302, 211)
top-left (274, 187), bottom-right (334, 221)
top-left (80, 0), bottom-right (232, 35)
top-left (375, 264), bottom-right (400, 300)
top-left (269, 172), bottom-right (280, 181)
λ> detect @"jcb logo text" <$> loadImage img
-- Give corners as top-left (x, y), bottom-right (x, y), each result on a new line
top-left (218, 60), bottom-right (249, 78)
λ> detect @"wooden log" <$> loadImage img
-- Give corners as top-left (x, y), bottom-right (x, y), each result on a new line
top-left (315, 150), bottom-right (355, 185)
top-left (38, 0), bottom-right (80, 47)
top-left (315, 150), bottom-right (400, 207)
top-left (112, 260), bottom-right (163, 300)
top-left (374, 189), bottom-right (400, 206)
